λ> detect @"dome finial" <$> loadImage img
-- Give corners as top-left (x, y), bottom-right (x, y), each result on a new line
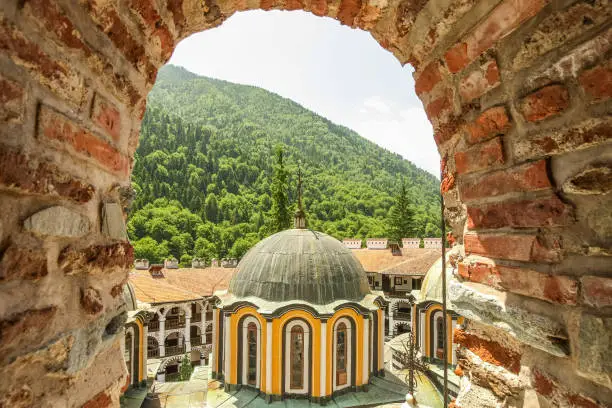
top-left (294, 161), bottom-right (306, 229)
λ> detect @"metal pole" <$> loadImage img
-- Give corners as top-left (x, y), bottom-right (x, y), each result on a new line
top-left (440, 167), bottom-right (448, 408)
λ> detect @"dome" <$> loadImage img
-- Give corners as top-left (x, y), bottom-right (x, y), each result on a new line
top-left (228, 229), bottom-right (371, 304)
top-left (417, 256), bottom-right (452, 304)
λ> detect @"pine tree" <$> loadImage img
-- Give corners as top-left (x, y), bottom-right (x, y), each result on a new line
top-left (179, 353), bottom-right (193, 381)
top-left (388, 179), bottom-right (415, 241)
top-left (269, 145), bottom-right (291, 232)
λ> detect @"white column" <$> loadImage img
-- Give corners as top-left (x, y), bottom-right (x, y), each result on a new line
top-left (388, 301), bottom-right (394, 337)
top-left (143, 324), bottom-right (149, 366)
top-left (211, 309), bottom-right (218, 372)
top-left (185, 315), bottom-right (191, 352)
top-left (157, 372), bottom-right (165, 383)
top-left (202, 301), bottom-right (209, 344)
top-left (419, 311), bottom-right (426, 354)
top-left (224, 313), bottom-right (231, 380)
top-left (266, 320), bottom-right (273, 394)
top-left (362, 317), bottom-right (369, 385)
top-left (320, 321), bottom-right (327, 397)
top-left (159, 318), bottom-right (166, 357)
top-left (379, 310), bottom-right (385, 370)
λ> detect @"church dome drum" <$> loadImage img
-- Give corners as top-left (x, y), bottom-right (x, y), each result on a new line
top-left (228, 228), bottom-right (371, 304)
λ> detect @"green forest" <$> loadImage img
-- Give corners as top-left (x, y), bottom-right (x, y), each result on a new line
top-left (128, 65), bottom-right (441, 265)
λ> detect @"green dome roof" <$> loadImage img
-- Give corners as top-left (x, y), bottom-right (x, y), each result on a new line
top-left (228, 229), bottom-right (371, 305)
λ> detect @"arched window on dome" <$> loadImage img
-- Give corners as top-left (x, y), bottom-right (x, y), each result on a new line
top-left (290, 326), bottom-right (304, 389)
top-left (336, 322), bottom-right (347, 386)
top-left (436, 316), bottom-right (444, 350)
top-left (240, 316), bottom-right (261, 388)
top-left (247, 322), bottom-right (257, 386)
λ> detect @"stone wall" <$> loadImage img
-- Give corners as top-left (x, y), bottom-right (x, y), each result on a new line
top-left (0, 0), bottom-right (610, 406)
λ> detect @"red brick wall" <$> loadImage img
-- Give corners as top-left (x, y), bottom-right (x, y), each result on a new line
top-left (0, 0), bottom-right (610, 406)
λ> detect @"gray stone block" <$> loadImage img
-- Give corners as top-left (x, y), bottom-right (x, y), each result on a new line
top-left (24, 206), bottom-right (90, 238)
top-left (101, 202), bottom-right (128, 240)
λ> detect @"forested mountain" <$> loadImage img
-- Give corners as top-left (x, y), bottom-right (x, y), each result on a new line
top-left (128, 65), bottom-right (441, 265)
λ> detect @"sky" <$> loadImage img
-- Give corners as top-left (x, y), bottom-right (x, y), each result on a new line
top-left (168, 10), bottom-right (439, 177)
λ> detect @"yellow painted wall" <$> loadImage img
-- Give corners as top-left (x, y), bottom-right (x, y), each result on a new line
top-left (423, 304), bottom-right (455, 364)
top-left (273, 310), bottom-right (321, 396)
top-left (221, 306), bottom-right (382, 398)
top-left (136, 320), bottom-right (144, 382)
top-left (228, 307), bottom-right (268, 388)
top-left (325, 309), bottom-right (364, 395)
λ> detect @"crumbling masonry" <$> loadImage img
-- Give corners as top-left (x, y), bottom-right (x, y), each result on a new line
top-left (0, 0), bottom-right (610, 406)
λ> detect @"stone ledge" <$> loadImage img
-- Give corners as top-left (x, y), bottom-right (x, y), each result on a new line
top-left (449, 280), bottom-right (568, 357)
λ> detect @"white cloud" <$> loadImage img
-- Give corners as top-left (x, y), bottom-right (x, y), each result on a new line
top-left (362, 96), bottom-right (392, 115)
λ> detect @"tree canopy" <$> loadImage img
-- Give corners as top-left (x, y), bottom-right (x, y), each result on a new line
top-left (128, 65), bottom-right (441, 264)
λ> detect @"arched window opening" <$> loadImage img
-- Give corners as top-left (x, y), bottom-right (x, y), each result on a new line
top-left (290, 326), bottom-right (304, 389)
top-left (336, 322), bottom-right (347, 386)
top-left (247, 322), bottom-right (257, 386)
top-left (436, 316), bottom-right (444, 350)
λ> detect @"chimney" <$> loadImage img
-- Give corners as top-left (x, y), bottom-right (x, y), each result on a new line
top-left (401, 238), bottom-right (421, 249)
top-left (423, 238), bottom-right (442, 249)
top-left (134, 259), bottom-right (150, 270)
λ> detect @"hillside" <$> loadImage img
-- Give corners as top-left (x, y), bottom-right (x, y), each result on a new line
top-left (128, 65), bottom-right (441, 264)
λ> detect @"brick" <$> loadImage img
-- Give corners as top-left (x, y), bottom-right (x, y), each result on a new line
top-left (466, 195), bottom-right (572, 229)
top-left (454, 328), bottom-right (521, 373)
top-left (581, 276), bottom-right (612, 308)
top-left (458, 259), bottom-right (576, 304)
top-left (0, 307), bottom-right (57, 360)
top-left (455, 137), bottom-right (504, 174)
top-left (520, 84), bottom-right (570, 122)
top-left (463, 233), bottom-right (559, 263)
top-left (129, 0), bottom-right (175, 60)
top-left (440, 172), bottom-right (455, 194)
top-left (0, 245), bottom-right (48, 282)
top-left (38, 106), bottom-right (129, 175)
top-left (459, 59), bottom-right (500, 103)
top-left (567, 393), bottom-right (604, 408)
top-left (465, 106), bottom-right (511, 144)
top-left (0, 18), bottom-right (85, 106)
top-left (0, 148), bottom-right (94, 203)
top-left (514, 118), bottom-right (612, 160)
top-left (460, 160), bottom-right (551, 201)
top-left (414, 60), bottom-right (442, 95)
top-left (81, 287), bottom-right (104, 315)
top-left (444, 0), bottom-right (548, 73)
top-left (337, 0), bottom-right (362, 26)
top-left (22, 0), bottom-right (89, 53)
top-left (59, 242), bottom-right (133, 275)
top-left (457, 260), bottom-right (501, 288)
top-left (464, 233), bottom-right (535, 261)
top-left (533, 368), bottom-right (555, 397)
top-left (499, 265), bottom-right (578, 305)
top-left (82, 391), bottom-right (112, 408)
top-left (167, 0), bottom-right (186, 31)
top-left (92, 94), bottom-right (121, 142)
top-left (84, 3), bottom-right (157, 83)
top-left (579, 61), bottom-right (612, 102)
top-left (563, 164), bottom-right (612, 194)
top-left (425, 89), bottom-right (453, 123)
top-left (513, 0), bottom-right (612, 71)
top-left (0, 76), bottom-right (24, 123)
top-left (434, 115), bottom-right (463, 146)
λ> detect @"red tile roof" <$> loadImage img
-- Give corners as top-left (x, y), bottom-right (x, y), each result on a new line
top-left (129, 267), bottom-right (235, 304)
top-left (352, 248), bottom-right (440, 276)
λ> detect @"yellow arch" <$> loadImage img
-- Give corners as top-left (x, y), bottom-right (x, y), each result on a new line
top-left (272, 309), bottom-right (322, 396)
top-left (326, 308), bottom-right (364, 395)
top-left (228, 307), bottom-right (268, 388)
top-left (423, 304), bottom-right (455, 364)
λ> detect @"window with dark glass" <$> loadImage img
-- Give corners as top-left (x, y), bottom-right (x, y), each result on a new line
top-left (247, 323), bottom-right (257, 385)
top-left (394, 277), bottom-right (402, 285)
top-left (436, 317), bottom-right (444, 349)
top-left (290, 326), bottom-right (304, 389)
top-left (336, 322), bottom-right (347, 385)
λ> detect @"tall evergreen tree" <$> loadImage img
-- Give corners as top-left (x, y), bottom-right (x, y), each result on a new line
top-left (388, 179), bottom-right (415, 241)
top-left (269, 145), bottom-right (291, 232)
